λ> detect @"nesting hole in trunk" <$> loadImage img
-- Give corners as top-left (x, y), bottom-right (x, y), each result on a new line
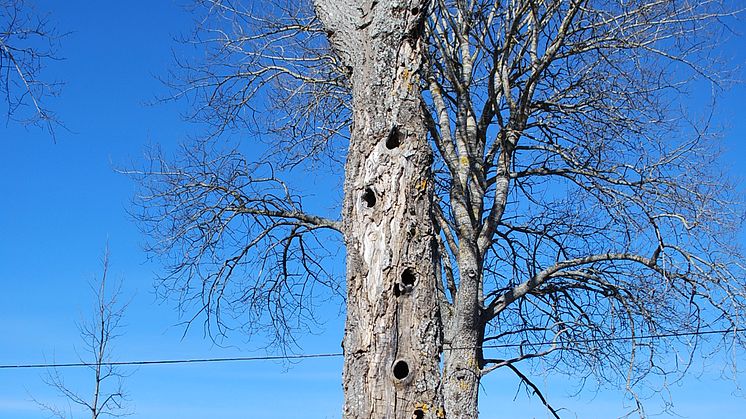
top-left (385, 126), bottom-right (401, 149)
top-left (394, 268), bottom-right (416, 297)
top-left (393, 359), bottom-right (410, 380)
top-left (413, 409), bottom-right (424, 419)
top-left (361, 187), bottom-right (376, 208)
top-left (401, 268), bottom-right (415, 287)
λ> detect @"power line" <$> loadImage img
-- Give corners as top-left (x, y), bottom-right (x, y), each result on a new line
top-left (0, 328), bottom-right (740, 371)
top-left (0, 352), bottom-right (342, 370)
top-left (480, 327), bottom-right (741, 350)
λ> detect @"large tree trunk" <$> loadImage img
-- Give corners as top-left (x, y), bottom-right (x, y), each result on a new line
top-left (316, 0), bottom-right (445, 418)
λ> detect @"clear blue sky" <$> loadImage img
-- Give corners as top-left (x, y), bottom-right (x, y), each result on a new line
top-left (1, 1), bottom-right (745, 418)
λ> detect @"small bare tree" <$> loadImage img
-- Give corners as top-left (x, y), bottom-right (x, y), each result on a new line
top-left (0, 0), bottom-right (61, 133)
top-left (35, 249), bottom-right (130, 419)
top-left (134, 0), bottom-right (746, 418)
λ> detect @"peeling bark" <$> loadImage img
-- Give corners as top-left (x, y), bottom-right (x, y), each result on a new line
top-left (316, 0), bottom-right (444, 418)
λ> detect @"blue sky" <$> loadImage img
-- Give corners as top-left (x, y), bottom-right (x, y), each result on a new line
top-left (1, 1), bottom-right (745, 418)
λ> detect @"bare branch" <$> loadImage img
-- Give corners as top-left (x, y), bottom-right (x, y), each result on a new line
top-left (128, 140), bottom-right (344, 350)
top-left (163, 0), bottom-right (350, 170)
top-left (506, 363), bottom-right (562, 419)
top-left (0, 0), bottom-right (63, 135)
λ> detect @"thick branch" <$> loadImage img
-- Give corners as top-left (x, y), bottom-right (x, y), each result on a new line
top-left (486, 252), bottom-right (656, 319)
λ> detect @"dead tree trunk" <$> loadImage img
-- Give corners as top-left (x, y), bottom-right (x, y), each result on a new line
top-left (316, 0), bottom-right (445, 417)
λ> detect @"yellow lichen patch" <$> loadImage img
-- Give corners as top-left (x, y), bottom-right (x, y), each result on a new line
top-left (436, 408), bottom-right (446, 418)
top-left (401, 68), bottom-right (411, 81)
top-left (417, 178), bottom-right (428, 190)
top-left (459, 155), bottom-right (469, 166)
top-left (458, 378), bottom-right (470, 390)
top-left (414, 402), bottom-right (430, 412)
top-left (407, 73), bottom-right (418, 93)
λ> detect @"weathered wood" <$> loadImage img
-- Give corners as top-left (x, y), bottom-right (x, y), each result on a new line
top-left (316, 0), bottom-right (445, 417)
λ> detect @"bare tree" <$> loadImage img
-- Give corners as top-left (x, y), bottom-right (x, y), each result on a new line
top-left (0, 0), bottom-right (61, 133)
top-left (133, 0), bottom-right (745, 418)
top-left (35, 249), bottom-right (131, 419)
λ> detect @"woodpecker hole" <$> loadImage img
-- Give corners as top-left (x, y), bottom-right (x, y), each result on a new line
top-left (401, 268), bottom-right (416, 287)
top-left (411, 7), bottom-right (420, 15)
top-left (362, 188), bottom-right (376, 208)
top-left (394, 268), bottom-right (416, 297)
top-left (413, 409), bottom-right (425, 419)
top-left (386, 126), bottom-right (401, 149)
top-left (393, 359), bottom-right (410, 380)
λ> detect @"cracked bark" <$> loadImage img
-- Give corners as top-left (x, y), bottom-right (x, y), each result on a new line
top-left (316, 0), bottom-right (444, 417)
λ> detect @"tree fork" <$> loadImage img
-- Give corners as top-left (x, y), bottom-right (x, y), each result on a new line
top-left (317, 0), bottom-right (444, 417)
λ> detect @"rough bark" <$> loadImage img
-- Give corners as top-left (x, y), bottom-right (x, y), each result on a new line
top-left (316, 0), bottom-right (445, 418)
top-left (441, 248), bottom-right (482, 419)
